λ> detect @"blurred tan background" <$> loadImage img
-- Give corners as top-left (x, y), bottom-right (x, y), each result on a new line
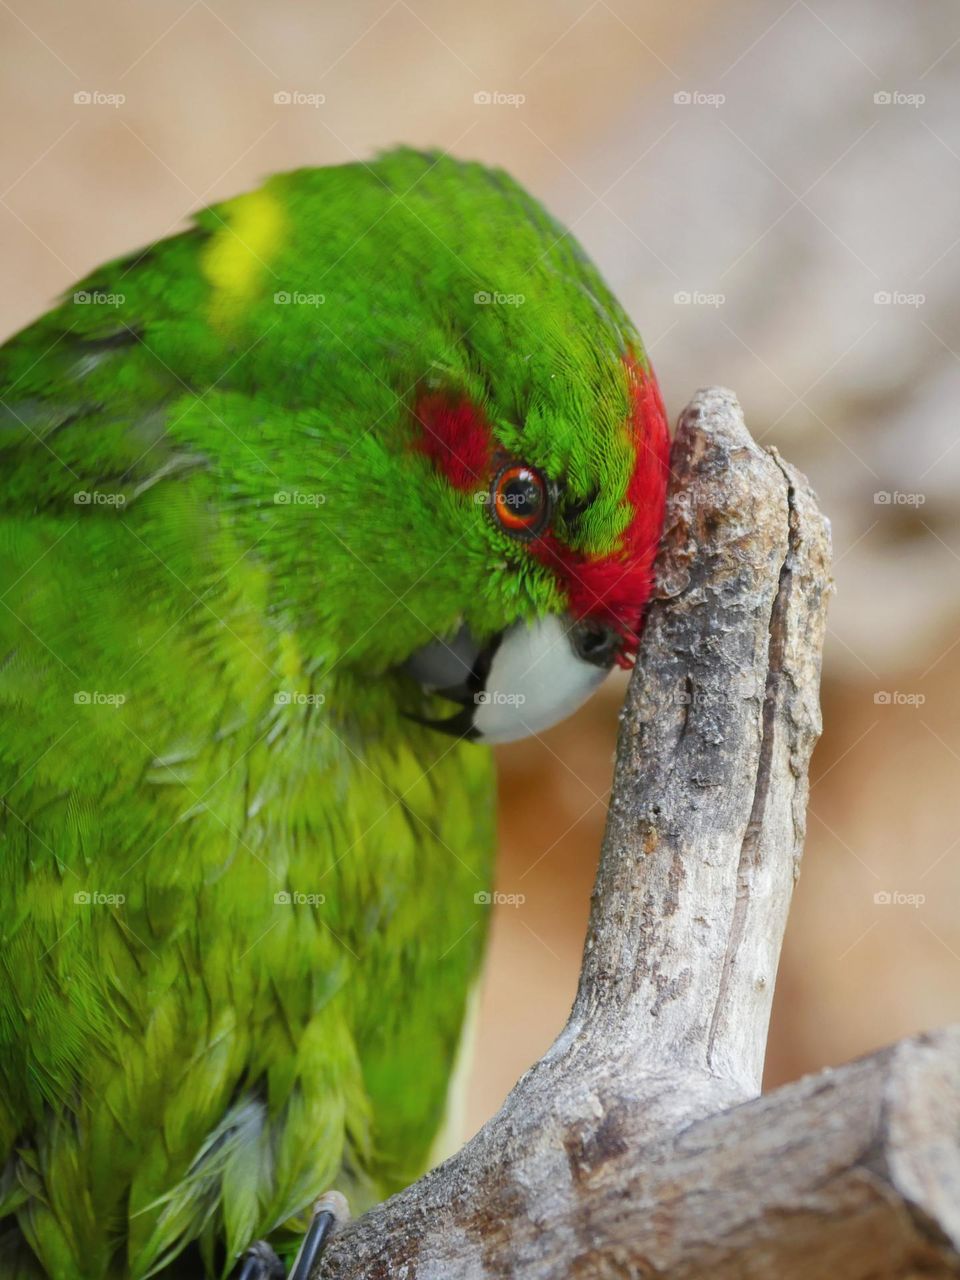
top-left (2, 0), bottom-right (958, 1135)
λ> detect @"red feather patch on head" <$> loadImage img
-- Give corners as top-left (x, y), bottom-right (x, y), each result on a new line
top-left (413, 391), bottom-right (492, 492)
top-left (530, 355), bottom-right (671, 665)
top-left (412, 363), bottom-right (670, 665)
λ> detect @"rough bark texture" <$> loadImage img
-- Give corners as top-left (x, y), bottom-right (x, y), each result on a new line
top-left (314, 388), bottom-right (960, 1279)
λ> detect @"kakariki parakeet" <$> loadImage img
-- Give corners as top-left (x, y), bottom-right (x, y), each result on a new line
top-left (0, 148), bottom-right (670, 1279)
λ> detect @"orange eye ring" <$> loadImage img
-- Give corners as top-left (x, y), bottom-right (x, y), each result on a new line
top-left (489, 463), bottom-right (552, 539)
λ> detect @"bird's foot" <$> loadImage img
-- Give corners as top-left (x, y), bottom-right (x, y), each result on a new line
top-left (288, 1192), bottom-right (351, 1280)
top-left (233, 1239), bottom-right (285, 1280)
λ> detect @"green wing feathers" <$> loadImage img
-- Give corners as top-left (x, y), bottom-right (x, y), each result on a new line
top-left (0, 151), bottom-right (497, 1277)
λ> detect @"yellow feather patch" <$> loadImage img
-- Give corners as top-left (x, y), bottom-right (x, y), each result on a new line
top-left (202, 188), bottom-right (285, 326)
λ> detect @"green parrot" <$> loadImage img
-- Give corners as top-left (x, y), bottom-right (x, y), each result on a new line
top-left (0, 148), bottom-right (670, 1279)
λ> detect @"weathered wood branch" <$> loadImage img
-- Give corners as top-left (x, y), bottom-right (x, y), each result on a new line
top-left (314, 388), bottom-right (960, 1279)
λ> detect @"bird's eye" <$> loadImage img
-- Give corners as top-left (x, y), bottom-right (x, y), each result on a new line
top-left (489, 463), bottom-right (552, 539)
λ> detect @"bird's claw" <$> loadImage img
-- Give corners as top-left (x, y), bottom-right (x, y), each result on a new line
top-left (288, 1192), bottom-right (351, 1280)
top-left (233, 1239), bottom-right (285, 1280)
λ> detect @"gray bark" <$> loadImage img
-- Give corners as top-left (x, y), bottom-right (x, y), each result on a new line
top-left (314, 388), bottom-right (960, 1279)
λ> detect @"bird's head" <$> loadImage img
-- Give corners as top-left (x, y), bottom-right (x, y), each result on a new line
top-left (399, 346), bottom-right (670, 743)
top-left (179, 150), bottom-right (671, 743)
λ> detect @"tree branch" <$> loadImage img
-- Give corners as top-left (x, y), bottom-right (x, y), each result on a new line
top-left (314, 388), bottom-right (960, 1279)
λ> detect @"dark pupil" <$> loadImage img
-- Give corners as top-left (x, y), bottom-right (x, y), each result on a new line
top-left (502, 473), bottom-right (542, 519)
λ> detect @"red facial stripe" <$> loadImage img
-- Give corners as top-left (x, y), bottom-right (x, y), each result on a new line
top-left (413, 391), bottom-right (492, 492)
top-left (530, 354), bottom-right (671, 664)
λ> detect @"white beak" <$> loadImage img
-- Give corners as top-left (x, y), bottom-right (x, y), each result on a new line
top-left (471, 615), bottom-right (612, 742)
top-left (406, 615), bottom-right (621, 744)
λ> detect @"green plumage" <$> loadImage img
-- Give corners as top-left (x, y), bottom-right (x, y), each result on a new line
top-left (0, 148), bottom-right (653, 1277)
